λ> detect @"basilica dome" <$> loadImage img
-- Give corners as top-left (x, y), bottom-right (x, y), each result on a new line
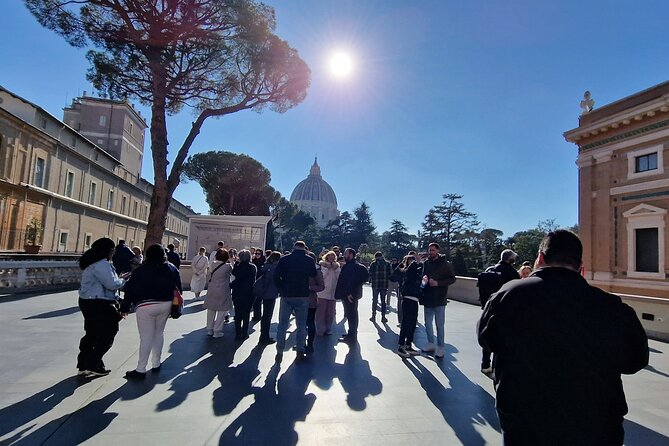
top-left (290, 158), bottom-right (339, 227)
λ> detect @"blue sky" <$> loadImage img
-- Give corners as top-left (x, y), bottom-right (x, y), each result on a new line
top-left (3, 0), bottom-right (669, 238)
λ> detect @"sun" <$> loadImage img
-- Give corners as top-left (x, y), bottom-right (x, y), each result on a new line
top-left (329, 52), bottom-right (353, 77)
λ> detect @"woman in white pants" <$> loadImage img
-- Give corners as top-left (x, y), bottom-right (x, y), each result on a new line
top-left (121, 244), bottom-right (182, 379)
top-left (204, 248), bottom-right (233, 338)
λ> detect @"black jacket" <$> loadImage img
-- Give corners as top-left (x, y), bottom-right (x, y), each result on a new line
top-left (231, 262), bottom-right (257, 302)
top-left (273, 249), bottom-right (317, 298)
top-left (478, 267), bottom-right (649, 445)
top-left (167, 251), bottom-right (181, 269)
top-left (112, 244), bottom-right (135, 274)
top-left (490, 261), bottom-right (520, 283)
top-left (334, 260), bottom-right (369, 300)
top-left (420, 254), bottom-right (456, 307)
top-left (400, 261), bottom-right (422, 297)
top-left (120, 261), bottom-right (182, 312)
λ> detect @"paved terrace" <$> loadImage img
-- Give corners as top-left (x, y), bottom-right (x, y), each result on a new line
top-left (0, 287), bottom-right (667, 446)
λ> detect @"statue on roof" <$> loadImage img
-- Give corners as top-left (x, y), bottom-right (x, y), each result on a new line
top-left (580, 91), bottom-right (595, 115)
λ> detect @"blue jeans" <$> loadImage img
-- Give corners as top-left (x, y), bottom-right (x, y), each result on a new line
top-left (424, 305), bottom-right (445, 347)
top-left (371, 288), bottom-right (387, 318)
top-left (276, 297), bottom-right (309, 353)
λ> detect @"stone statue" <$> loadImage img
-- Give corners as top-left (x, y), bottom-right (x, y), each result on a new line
top-left (580, 91), bottom-right (595, 115)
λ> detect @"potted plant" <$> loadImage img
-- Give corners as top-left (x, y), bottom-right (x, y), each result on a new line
top-left (24, 217), bottom-right (43, 254)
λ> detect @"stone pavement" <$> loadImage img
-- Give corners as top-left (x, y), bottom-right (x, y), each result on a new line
top-left (0, 287), bottom-right (667, 446)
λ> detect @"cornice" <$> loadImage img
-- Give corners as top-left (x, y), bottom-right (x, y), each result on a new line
top-left (564, 95), bottom-right (669, 144)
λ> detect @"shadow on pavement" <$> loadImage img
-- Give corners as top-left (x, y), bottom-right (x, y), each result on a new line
top-left (404, 344), bottom-right (500, 446)
top-left (624, 419), bottom-right (669, 445)
top-left (3, 328), bottom-right (215, 445)
top-left (0, 376), bottom-right (85, 438)
top-left (23, 306), bottom-right (80, 320)
top-left (217, 335), bottom-right (383, 445)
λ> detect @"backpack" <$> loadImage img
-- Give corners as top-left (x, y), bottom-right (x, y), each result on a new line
top-left (477, 268), bottom-right (505, 307)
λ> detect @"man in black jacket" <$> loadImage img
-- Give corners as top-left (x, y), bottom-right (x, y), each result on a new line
top-left (166, 243), bottom-right (181, 269)
top-left (478, 230), bottom-right (648, 446)
top-left (479, 249), bottom-right (520, 374)
top-left (335, 248), bottom-right (369, 343)
top-left (273, 241), bottom-right (317, 362)
top-left (112, 240), bottom-right (135, 274)
top-left (420, 242), bottom-right (456, 358)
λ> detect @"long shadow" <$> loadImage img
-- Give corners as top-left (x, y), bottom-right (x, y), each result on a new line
top-left (23, 306), bottom-right (80, 320)
top-left (624, 419), bottom-right (669, 445)
top-left (217, 360), bottom-right (315, 446)
top-left (7, 374), bottom-right (158, 445)
top-left (0, 376), bottom-right (85, 437)
top-left (310, 337), bottom-right (383, 411)
top-left (404, 344), bottom-right (500, 446)
top-left (156, 325), bottom-right (241, 411)
top-left (644, 365), bottom-right (669, 378)
top-left (4, 328), bottom-right (213, 445)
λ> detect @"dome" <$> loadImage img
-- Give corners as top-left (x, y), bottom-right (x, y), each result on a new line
top-left (289, 158), bottom-right (338, 207)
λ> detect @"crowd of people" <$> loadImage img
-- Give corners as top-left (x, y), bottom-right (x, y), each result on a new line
top-left (75, 231), bottom-right (650, 445)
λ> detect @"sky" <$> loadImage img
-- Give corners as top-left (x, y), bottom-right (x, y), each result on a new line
top-left (3, 0), bottom-right (669, 238)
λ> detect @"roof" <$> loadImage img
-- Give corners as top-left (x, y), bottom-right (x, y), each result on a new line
top-left (289, 158), bottom-right (338, 206)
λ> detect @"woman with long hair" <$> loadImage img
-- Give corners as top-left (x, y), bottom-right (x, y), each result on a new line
top-left (204, 249), bottom-right (233, 338)
top-left (397, 254), bottom-right (423, 358)
top-left (120, 244), bottom-right (182, 379)
top-left (230, 250), bottom-right (257, 340)
top-left (77, 237), bottom-right (128, 377)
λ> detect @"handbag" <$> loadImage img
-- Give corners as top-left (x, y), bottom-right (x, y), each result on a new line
top-left (170, 288), bottom-right (184, 319)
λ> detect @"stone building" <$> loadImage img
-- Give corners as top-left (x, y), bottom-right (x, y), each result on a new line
top-left (564, 82), bottom-right (669, 298)
top-left (289, 158), bottom-right (339, 227)
top-left (0, 85), bottom-right (194, 254)
top-left (63, 94), bottom-right (145, 181)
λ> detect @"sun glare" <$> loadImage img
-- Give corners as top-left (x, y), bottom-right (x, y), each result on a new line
top-left (329, 52), bottom-right (353, 77)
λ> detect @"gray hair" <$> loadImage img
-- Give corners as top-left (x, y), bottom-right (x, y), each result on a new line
top-left (237, 249), bottom-right (252, 263)
top-left (501, 249), bottom-right (517, 263)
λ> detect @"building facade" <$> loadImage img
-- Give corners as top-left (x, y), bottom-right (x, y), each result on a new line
top-left (63, 94), bottom-right (146, 181)
top-left (289, 158), bottom-right (339, 227)
top-left (0, 86), bottom-right (194, 254)
top-left (564, 82), bottom-right (669, 298)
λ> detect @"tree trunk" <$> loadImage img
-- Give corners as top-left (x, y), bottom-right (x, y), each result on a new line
top-left (144, 69), bottom-right (170, 247)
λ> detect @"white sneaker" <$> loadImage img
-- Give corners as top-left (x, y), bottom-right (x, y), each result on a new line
top-left (422, 343), bottom-right (436, 353)
top-left (481, 366), bottom-right (493, 374)
top-left (435, 346), bottom-right (445, 358)
top-left (206, 329), bottom-right (214, 336)
top-left (212, 331), bottom-right (224, 338)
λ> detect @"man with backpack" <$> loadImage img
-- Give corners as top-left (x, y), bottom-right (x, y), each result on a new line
top-left (477, 249), bottom-right (520, 374)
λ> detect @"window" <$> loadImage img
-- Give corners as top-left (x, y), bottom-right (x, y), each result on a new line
top-left (635, 228), bottom-right (659, 272)
top-left (635, 153), bottom-right (658, 173)
top-left (58, 230), bottom-right (69, 252)
top-left (627, 145), bottom-right (664, 180)
top-left (114, 140), bottom-right (119, 146)
top-left (33, 157), bottom-right (45, 188)
top-left (39, 116), bottom-right (47, 129)
top-left (65, 171), bottom-right (74, 198)
top-left (623, 203), bottom-right (666, 279)
top-left (97, 139), bottom-right (104, 145)
top-left (84, 233), bottom-right (92, 251)
top-left (88, 181), bottom-right (97, 205)
top-left (107, 189), bottom-right (114, 210)
top-left (121, 196), bottom-right (127, 214)
top-left (99, 115), bottom-right (106, 126)
top-left (133, 201), bottom-right (138, 217)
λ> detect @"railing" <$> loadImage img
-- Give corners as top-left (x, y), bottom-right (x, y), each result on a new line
top-left (0, 260), bottom-right (81, 289)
